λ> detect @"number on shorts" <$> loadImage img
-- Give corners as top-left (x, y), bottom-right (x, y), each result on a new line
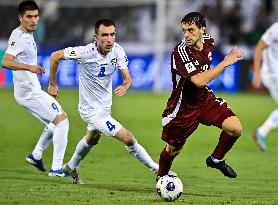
top-left (98, 67), bottom-right (106, 77)
top-left (51, 103), bottom-right (59, 112)
top-left (106, 121), bottom-right (115, 132)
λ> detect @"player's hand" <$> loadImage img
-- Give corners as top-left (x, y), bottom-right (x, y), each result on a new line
top-left (48, 84), bottom-right (59, 97)
top-left (223, 47), bottom-right (243, 67)
top-left (252, 71), bottom-right (262, 88)
top-left (114, 85), bottom-right (127, 96)
top-left (29, 65), bottom-right (45, 74)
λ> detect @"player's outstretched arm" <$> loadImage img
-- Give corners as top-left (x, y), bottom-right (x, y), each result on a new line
top-left (252, 39), bottom-right (268, 88)
top-left (190, 47), bottom-right (243, 88)
top-left (2, 53), bottom-right (45, 74)
top-left (114, 68), bottom-right (132, 97)
top-left (48, 50), bottom-right (65, 97)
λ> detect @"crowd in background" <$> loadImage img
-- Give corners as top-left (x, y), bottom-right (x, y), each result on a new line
top-left (0, 0), bottom-right (277, 58)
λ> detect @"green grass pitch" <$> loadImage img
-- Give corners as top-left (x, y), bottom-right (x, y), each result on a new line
top-left (1, 88), bottom-right (278, 205)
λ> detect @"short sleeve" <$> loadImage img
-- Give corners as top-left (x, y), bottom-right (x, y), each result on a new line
top-left (173, 46), bottom-right (200, 78)
top-left (5, 35), bottom-right (25, 57)
top-left (116, 46), bottom-right (129, 69)
top-left (64, 44), bottom-right (93, 61)
top-left (261, 22), bottom-right (278, 46)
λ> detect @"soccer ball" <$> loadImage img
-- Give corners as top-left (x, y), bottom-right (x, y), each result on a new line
top-left (156, 175), bottom-right (183, 201)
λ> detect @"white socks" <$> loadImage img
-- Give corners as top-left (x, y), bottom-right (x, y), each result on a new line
top-left (211, 156), bottom-right (224, 163)
top-left (66, 139), bottom-right (158, 172)
top-left (68, 137), bottom-right (94, 169)
top-left (32, 123), bottom-right (55, 160)
top-left (258, 109), bottom-right (278, 137)
top-left (51, 119), bottom-right (69, 170)
top-left (125, 142), bottom-right (159, 172)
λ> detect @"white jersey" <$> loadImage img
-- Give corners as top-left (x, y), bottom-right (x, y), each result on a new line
top-left (261, 21), bottom-right (278, 75)
top-left (64, 42), bottom-right (128, 119)
top-left (5, 27), bottom-right (41, 100)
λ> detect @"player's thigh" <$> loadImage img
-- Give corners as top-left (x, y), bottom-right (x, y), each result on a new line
top-left (262, 74), bottom-right (278, 103)
top-left (162, 119), bottom-right (199, 148)
top-left (200, 97), bottom-right (235, 129)
top-left (87, 111), bottom-right (122, 138)
top-left (16, 91), bottom-right (62, 124)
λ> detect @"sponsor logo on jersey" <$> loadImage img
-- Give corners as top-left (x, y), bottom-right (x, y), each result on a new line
top-left (11, 41), bottom-right (15, 46)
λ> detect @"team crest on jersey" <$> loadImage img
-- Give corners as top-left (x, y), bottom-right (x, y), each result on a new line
top-left (184, 62), bottom-right (196, 73)
top-left (69, 50), bottom-right (77, 57)
top-left (111, 58), bottom-right (117, 67)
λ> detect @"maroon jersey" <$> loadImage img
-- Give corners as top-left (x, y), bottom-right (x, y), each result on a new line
top-left (161, 34), bottom-right (235, 147)
top-left (163, 34), bottom-right (215, 117)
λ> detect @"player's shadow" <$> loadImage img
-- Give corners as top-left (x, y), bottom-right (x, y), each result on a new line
top-left (1, 168), bottom-right (155, 193)
top-left (81, 182), bottom-right (154, 193)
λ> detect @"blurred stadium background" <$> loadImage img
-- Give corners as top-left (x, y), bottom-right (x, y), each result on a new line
top-left (0, 0), bottom-right (277, 92)
top-left (1, 1), bottom-right (278, 204)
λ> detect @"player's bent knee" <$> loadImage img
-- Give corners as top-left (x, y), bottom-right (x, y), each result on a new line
top-left (228, 125), bottom-right (242, 137)
top-left (122, 133), bottom-right (135, 146)
top-left (166, 144), bottom-right (183, 156)
top-left (86, 134), bottom-right (101, 146)
top-left (115, 128), bottom-right (136, 146)
top-left (222, 116), bottom-right (242, 137)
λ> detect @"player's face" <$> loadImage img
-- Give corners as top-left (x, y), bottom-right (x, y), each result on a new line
top-left (94, 25), bottom-right (116, 55)
top-left (181, 22), bottom-right (204, 47)
top-left (19, 10), bottom-right (39, 32)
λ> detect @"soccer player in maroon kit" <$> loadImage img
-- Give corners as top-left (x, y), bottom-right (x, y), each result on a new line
top-left (157, 12), bottom-right (243, 179)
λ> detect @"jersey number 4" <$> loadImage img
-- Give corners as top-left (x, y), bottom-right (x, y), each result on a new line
top-left (98, 67), bottom-right (106, 77)
top-left (106, 121), bottom-right (116, 131)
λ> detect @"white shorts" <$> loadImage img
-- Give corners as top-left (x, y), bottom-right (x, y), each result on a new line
top-left (84, 110), bottom-right (122, 137)
top-left (261, 70), bottom-right (278, 103)
top-left (16, 90), bottom-right (62, 125)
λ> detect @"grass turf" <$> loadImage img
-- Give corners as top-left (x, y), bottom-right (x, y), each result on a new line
top-left (0, 88), bottom-right (278, 204)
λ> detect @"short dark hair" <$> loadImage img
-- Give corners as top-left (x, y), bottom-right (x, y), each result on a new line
top-left (18, 0), bottom-right (38, 16)
top-left (94, 19), bottom-right (115, 34)
top-left (181, 12), bottom-right (206, 28)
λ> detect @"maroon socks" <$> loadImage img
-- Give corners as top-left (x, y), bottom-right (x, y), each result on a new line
top-left (157, 148), bottom-right (176, 177)
top-left (212, 131), bottom-right (238, 160)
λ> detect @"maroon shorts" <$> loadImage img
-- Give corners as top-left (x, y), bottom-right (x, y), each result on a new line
top-left (161, 97), bottom-right (235, 148)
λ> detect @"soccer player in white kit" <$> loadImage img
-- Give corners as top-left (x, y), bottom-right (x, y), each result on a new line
top-left (2, 0), bottom-right (69, 176)
top-left (252, 21), bottom-right (278, 152)
top-left (48, 19), bottom-right (162, 184)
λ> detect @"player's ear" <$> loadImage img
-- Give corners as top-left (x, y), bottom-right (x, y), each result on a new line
top-left (18, 15), bottom-right (22, 24)
top-left (201, 27), bottom-right (205, 34)
top-left (93, 33), bottom-right (97, 41)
